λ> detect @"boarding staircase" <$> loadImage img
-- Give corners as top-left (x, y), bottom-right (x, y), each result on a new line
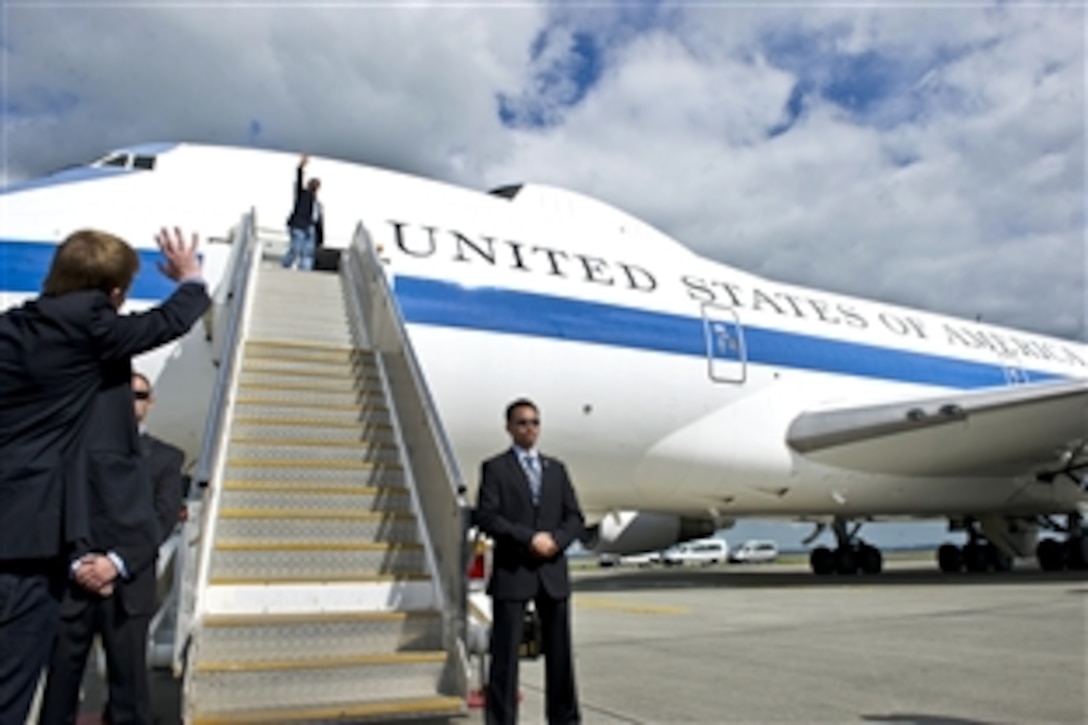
top-left (175, 214), bottom-right (469, 723)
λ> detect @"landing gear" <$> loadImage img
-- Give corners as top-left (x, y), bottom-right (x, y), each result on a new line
top-left (936, 520), bottom-right (1014, 574)
top-left (1035, 513), bottom-right (1088, 572)
top-left (808, 519), bottom-right (883, 575)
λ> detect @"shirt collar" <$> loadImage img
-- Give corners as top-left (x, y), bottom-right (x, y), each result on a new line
top-left (512, 444), bottom-right (538, 460)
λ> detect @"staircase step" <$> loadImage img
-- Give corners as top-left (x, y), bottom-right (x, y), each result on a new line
top-left (256, 273), bottom-right (343, 295)
top-left (231, 401), bottom-right (389, 421)
top-left (240, 357), bottom-right (376, 378)
top-left (189, 651), bottom-right (450, 721)
top-left (197, 610), bottom-right (443, 664)
top-left (215, 510), bottom-right (420, 544)
top-left (230, 418), bottom-right (397, 443)
top-left (245, 326), bottom-right (353, 346)
top-left (227, 440), bottom-right (401, 463)
top-left (235, 382), bottom-right (384, 407)
top-left (193, 696), bottom-right (464, 724)
top-left (237, 370), bottom-right (381, 391)
top-left (210, 542), bottom-right (426, 581)
top-left (220, 483), bottom-right (412, 512)
top-left (244, 341), bottom-right (371, 365)
top-left (224, 464), bottom-right (405, 487)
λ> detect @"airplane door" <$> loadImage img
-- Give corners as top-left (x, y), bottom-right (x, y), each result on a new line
top-left (701, 303), bottom-right (747, 383)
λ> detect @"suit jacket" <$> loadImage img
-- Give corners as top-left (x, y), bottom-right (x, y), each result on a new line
top-left (145, 433), bottom-right (184, 545)
top-left (476, 449), bottom-right (584, 601)
top-left (0, 282), bottom-right (210, 562)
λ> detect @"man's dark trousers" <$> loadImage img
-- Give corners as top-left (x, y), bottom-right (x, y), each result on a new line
top-left (489, 595), bottom-right (577, 725)
top-left (0, 560), bottom-right (64, 721)
top-left (39, 589), bottom-right (152, 725)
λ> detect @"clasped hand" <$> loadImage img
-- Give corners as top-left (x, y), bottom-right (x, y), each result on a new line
top-left (530, 532), bottom-right (559, 559)
top-left (74, 554), bottom-right (118, 597)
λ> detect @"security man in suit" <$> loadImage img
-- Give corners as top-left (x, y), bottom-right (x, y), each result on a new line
top-left (40, 369), bottom-right (187, 725)
top-left (476, 398), bottom-right (585, 725)
top-left (0, 228), bottom-right (208, 725)
top-left (132, 372), bottom-right (186, 543)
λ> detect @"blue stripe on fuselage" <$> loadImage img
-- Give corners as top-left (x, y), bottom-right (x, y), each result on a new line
top-left (393, 276), bottom-right (1066, 390)
top-left (0, 238), bottom-right (177, 300)
top-left (0, 236), bottom-right (1067, 390)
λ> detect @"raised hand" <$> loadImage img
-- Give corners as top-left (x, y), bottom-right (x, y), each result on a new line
top-left (155, 227), bottom-right (202, 281)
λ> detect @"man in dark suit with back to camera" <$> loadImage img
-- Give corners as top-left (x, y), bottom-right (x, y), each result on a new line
top-left (0, 227), bottom-right (208, 724)
top-left (40, 370), bottom-right (187, 725)
top-left (476, 398), bottom-right (585, 725)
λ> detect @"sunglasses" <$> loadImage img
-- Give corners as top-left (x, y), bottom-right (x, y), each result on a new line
top-left (513, 418), bottom-right (540, 427)
top-left (133, 390), bottom-right (151, 400)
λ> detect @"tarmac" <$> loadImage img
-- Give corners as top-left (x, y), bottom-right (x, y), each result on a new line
top-left (76, 558), bottom-right (1086, 724)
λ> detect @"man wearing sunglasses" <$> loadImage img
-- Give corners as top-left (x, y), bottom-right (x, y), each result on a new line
top-left (131, 373), bottom-right (186, 544)
top-left (476, 398), bottom-right (585, 725)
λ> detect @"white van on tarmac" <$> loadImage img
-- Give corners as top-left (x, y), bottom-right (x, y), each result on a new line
top-left (728, 539), bottom-right (779, 564)
top-left (662, 538), bottom-right (728, 566)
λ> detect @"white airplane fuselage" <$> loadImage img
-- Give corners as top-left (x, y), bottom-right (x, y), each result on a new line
top-left (2, 143), bottom-right (1084, 529)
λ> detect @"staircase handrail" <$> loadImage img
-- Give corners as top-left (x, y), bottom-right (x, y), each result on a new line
top-left (173, 210), bottom-right (263, 672)
top-left (343, 222), bottom-right (469, 696)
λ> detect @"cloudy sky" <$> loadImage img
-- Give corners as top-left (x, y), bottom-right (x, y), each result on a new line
top-left (3, 1), bottom-right (1084, 340)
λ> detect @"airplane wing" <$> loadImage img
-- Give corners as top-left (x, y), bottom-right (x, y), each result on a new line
top-left (787, 379), bottom-right (1088, 478)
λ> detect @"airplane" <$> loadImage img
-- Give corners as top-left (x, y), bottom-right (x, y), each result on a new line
top-left (2, 141), bottom-right (1086, 577)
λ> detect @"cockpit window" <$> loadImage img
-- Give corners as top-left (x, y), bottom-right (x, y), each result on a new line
top-left (101, 154), bottom-right (129, 168)
top-left (133, 155), bottom-right (156, 170)
top-left (488, 184), bottom-right (523, 200)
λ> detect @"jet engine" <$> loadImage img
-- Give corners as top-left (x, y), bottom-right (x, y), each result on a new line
top-left (585, 511), bottom-right (719, 555)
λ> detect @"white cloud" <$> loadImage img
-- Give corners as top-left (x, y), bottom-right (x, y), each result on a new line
top-left (2, 2), bottom-right (1083, 339)
top-left (485, 4), bottom-right (1085, 339)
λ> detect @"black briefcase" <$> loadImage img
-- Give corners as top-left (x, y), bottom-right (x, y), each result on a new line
top-left (519, 605), bottom-right (542, 660)
top-left (314, 248), bottom-right (340, 272)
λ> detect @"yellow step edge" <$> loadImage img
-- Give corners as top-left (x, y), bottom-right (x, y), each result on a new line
top-left (218, 508), bottom-right (414, 520)
top-left (225, 459), bottom-right (402, 470)
top-left (237, 381), bottom-right (384, 394)
top-left (203, 610), bottom-right (438, 627)
top-left (244, 349), bottom-right (373, 360)
top-left (246, 339), bottom-right (359, 353)
top-left (215, 541), bottom-right (423, 552)
top-left (229, 437), bottom-right (397, 448)
top-left (196, 650), bottom-right (444, 673)
top-left (223, 482), bottom-right (406, 494)
top-left (192, 695), bottom-right (463, 724)
top-left (208, 572), bottom-right (431, 586)
top-left (233, 398), bottom-right (388, 412)
top-left (240, 366), bottom-right (375, 380)
top-left (242, 352), bottom-right (370, 365)
top-left (231, 416), bottom-right (392, 429)
top-left (237, 375), bottom-right (382, 388)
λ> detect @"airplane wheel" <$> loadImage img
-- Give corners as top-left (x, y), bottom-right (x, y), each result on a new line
top-left (1065, 536), bottom-right (1088, 570)
top-left (937, 544), bottom-right (962, 574)
top-left (963, 542), bottom-right (990, 572)
top-left (1036, 539), bottom-right (1066, 572)
top-left (858, 544), bottom-right (883, 574)
top-left (810, 547), bottom-right (835, 575)
top-left (834, 547), bottom-right (858, 575)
